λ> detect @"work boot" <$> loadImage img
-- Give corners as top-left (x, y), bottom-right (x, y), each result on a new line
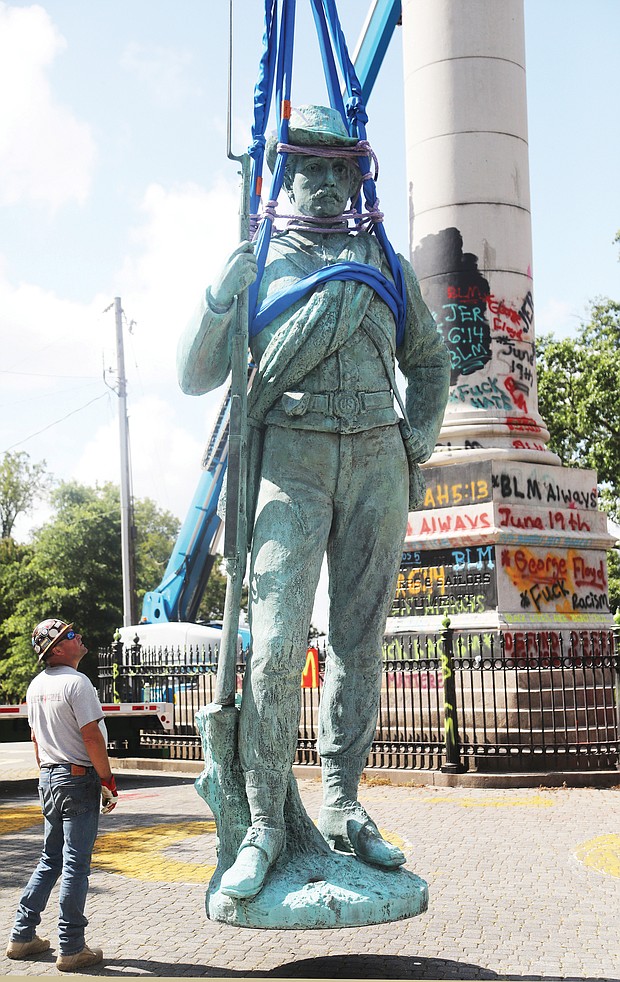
top-left (318, 801), bottom-right (406, 869)
top-left (319, 756), bottom-right (406, 869)
top-left (6, 935), bottom-right (50, 959)
top-left (220, 825), bottom-right (285, 899)
top-left (56, 943), bottom-right (103, 972)
top-left (219, 767), bottom-right (287, 899)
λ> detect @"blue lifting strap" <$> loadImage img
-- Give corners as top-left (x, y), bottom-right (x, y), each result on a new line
top-left (246, 0), bottom-right (407, 348)
top-left (250, 261), bottom-right (404, 339)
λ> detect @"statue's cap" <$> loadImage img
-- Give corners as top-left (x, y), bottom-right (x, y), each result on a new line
top-left (266, 105), bottom-right (357, 172)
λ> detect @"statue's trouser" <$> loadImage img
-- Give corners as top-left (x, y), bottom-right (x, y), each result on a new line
top-left (239, 422), bottom-right (409, 831)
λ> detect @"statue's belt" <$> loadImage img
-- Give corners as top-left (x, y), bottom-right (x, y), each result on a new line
top-left (279, 389), bottom-right (394, 420)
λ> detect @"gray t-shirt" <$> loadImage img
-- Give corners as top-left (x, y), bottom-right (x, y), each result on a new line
top-left (27, 665), bottom-right (108, 766)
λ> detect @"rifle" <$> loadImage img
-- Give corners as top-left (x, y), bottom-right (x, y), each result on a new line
top-left (213, 0), bottom-right (251, 708)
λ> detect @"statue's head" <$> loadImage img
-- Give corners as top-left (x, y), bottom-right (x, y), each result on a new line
top-left (266, 105), bottom-right (363, 218)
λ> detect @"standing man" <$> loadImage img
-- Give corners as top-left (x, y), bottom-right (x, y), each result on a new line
top-left (178, 105), bottom-right (450, 900)
top-left (6, 618), bottom-right (118, 972)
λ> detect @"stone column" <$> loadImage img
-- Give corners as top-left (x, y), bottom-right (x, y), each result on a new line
top-left (391, 0), bottom-right (615, 637)
top-left (403, 0), bottom-right (557, 464)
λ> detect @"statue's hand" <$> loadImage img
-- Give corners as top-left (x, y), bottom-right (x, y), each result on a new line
top-left (401, 422), bottom-right (430, 463)
top-left (210, 241), bottom-right (258, 309)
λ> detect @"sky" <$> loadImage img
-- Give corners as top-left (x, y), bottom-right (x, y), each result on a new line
top-left (1, 0), bottom-right (619, 628)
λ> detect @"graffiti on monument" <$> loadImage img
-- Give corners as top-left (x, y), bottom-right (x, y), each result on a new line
top-left (417, 462), bottom-right (598, 519)
top-left (449, 375), bottom-right (514, 412)
top-left (413, 227), bottom-right (492, 385)
top-left (500, 546), bottom-right (610, 615)
top-left (496, 503), bottom-right (595, 535)
top-left (393, 545), bottom-right (498, 618)
top-left (495, 336), bottom-right (535, 412)
top-left (416, 462), bottom-right (493, 514)
top-left (413, 227), bottom-right (537, 415)
top-left (408, 502), bottom-right (494, 540)
top-left (492, 468), bottom-right (598, 510)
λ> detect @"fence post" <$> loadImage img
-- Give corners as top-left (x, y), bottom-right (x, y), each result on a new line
top-left (440, 616), bottom-right (466, 773)
top-left (111, 631), bottom-right (123, 704)
top-left (614, 625), bottom-right (620, 769)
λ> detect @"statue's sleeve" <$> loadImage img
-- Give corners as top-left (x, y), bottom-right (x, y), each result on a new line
top-left (177, 290), bottom-right (235, 395)
top-left (396, 254), bottom-right (451, 461)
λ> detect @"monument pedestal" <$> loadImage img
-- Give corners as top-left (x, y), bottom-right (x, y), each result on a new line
top-left (195, 704), bottom-right (428, 930)
top-left (206, 849), bottom-right (428, 930)
top-left (388, 458), bottom-right (615, 638)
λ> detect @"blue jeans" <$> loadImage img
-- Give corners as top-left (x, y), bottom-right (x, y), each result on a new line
top-left (11, 765), bottom-right (100, 955)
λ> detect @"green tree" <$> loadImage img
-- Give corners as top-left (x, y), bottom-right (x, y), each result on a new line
top-left (0, 537), bottom-right (37, 699)
top-left (537, 299), bottom-right (620, 486)
top-left (196, 555), bottom-right (248, 622)
top-left (536, 297), bottom-right (620, 613)
top-left (133, 496), bottom-right (180, 607)
top-left (0, 482), bottom-right (179, 701)
top-left (0, 451), bottom-right (50, 539)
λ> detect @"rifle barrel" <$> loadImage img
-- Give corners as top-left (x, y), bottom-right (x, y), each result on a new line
top-left (214, 152), bottom-right (251, 707)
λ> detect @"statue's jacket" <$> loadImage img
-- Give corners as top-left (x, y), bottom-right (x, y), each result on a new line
top-left (178, 229), bottom-right (450, 532)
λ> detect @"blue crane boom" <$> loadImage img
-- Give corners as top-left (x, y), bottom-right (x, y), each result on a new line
top-left (353, 0), bottom-right (401, 104)
top-left (140, 386), bottom-right (231, 625)
top-left (137, 0), bottom-right (402, 630)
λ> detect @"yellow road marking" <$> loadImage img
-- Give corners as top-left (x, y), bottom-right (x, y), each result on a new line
top-left (0, 805), bottom-right (42, 835)
top-left (421, 794), bottom-right (554, 809)
top-left (0, 806), bottom-right (406, 881)
top-left (93, 820), bottom-right (217, 882)
top-left (380, 829), bottom-right (406, 849)
top-left (574, 834), bottom-right (620, 879)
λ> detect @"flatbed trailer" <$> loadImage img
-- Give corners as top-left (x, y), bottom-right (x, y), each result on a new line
top-left (0, 702), bottom-right (174, 756)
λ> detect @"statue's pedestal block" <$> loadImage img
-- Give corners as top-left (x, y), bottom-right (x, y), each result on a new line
top-left (388, 458), bottom-right (615, 635)
top-left (195, 703), bottom-right (428, 930)
top-left (207, 851), bottom-right (428, 929)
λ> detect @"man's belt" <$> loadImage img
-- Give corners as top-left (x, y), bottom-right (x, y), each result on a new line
top-left (285, 390), bottom-right (394, 419)
top-left (41, 763), bottom-right (93, 776)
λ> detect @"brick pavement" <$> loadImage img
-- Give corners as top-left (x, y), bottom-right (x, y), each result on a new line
top-left (1, 751), bottom-right (619, 980)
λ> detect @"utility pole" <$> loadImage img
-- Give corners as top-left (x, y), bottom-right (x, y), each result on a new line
top-left (114, 297), bottom-right (137, 626)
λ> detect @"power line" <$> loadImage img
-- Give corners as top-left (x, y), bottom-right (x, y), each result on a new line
top-left (0, 380), bottom-right (103, 411)
top-left (0, 370), bottom-right (100, 380)
top-left (2, 393), bottom-right (110, 453)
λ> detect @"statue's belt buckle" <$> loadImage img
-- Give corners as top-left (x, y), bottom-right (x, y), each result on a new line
top-left (332, 392), bottom-right (363, 419)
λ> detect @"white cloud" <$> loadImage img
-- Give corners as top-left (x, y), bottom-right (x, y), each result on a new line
top-left (0, 175), bottom-right (240, 501)
top-left (120, 41), bottom-right (195, 107)
top-left (0, 271), bottom-right (110, 394)
top-left (0, 2), bottom-right (96, 210)
top-left (115, 178), bottom-right (240, 387)
top-left (74, 394), bottom-right (207, 522)
top-left (0, 172), bottom-right (245, 552)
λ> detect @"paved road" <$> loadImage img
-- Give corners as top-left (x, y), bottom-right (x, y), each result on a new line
top-left (1, 745), bottom-right (619, 979)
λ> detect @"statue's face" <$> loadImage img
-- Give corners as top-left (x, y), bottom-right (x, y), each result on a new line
top-left (288, 155), bottom-right (356, 218)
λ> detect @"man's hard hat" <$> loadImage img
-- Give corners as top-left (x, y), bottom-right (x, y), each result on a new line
top-left (32, 618), bottom-right (73, 663)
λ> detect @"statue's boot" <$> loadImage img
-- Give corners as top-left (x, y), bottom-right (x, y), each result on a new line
top-left (318, 757), bottom-right (406, 870)
top-left (219, 769), bottom-right (286, 900)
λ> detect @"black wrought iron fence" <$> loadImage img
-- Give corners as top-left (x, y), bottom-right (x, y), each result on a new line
top-left (98, 626), bottom-right (620, 772)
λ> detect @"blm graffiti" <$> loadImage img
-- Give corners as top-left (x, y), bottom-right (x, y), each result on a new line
top-left (414, 227), bottom-right (492, 385)
top-left (393, 545), bottom-right (498, 618)
top-left (413, 228), bottom-right (536, 422)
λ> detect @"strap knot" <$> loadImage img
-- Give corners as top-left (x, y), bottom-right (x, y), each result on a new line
top-left (345, 97), bottom-right (368, 128)
top-left (249, 135), bottom-right (266, 159)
